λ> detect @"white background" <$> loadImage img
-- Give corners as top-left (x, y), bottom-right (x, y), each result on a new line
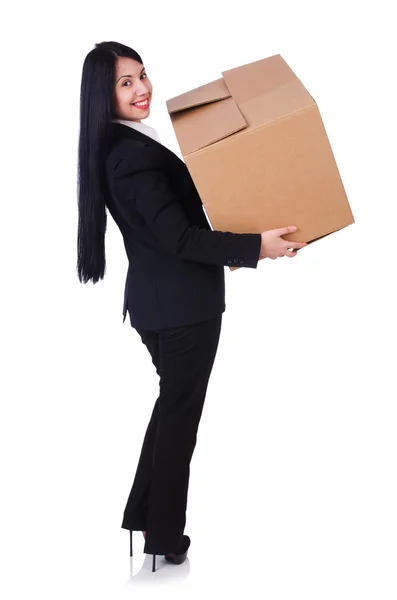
top-left (1, 0), bottom-right (396, 598)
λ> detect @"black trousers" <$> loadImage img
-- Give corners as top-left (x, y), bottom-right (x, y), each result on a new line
top-left (121, 314), bottom-right (223, 555)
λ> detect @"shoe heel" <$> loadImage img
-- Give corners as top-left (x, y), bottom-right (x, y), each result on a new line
top-left (152, 554), bottom-right (156, 572)
top-left (129, 530), bottom-right (133, 557)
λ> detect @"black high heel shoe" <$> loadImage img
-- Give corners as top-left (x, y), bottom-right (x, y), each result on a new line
top-left (164, 534), bottom-right (190, 565)
top-left (129, 530), bottom-right (190, 572)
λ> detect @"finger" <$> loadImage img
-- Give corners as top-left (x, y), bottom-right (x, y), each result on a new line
top-left (285, 250), bottom-right (298, 257)
top-left (273, 225), bottom-right (297, 236)
top-left (285, 241), bottom-right (307, 249)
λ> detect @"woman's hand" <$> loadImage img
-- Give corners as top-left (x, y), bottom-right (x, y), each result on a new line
top-left (259, 226), bottom-right (307, 260)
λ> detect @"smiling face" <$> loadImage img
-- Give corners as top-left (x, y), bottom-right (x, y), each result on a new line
top-left (113, 56), bottom-right (153, 122)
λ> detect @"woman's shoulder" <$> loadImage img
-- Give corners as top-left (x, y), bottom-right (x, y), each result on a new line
top-left (106, 135), bottom-right (164, 177)
top-left (106, 136), bottom-right (143, 163)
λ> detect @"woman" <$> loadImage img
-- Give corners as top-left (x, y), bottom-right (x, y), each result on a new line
top-left (77, 41), bottom-right (306, 572)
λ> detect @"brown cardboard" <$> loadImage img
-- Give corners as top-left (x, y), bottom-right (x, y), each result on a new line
top-left (166, 54), bottom-right (354, 270)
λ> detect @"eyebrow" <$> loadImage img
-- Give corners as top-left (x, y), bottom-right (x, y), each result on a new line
top-left (116, 67), bottom-right (146, 83)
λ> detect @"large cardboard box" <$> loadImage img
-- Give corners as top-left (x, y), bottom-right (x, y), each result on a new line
top-left (166, 54), bottom-right (354, 270)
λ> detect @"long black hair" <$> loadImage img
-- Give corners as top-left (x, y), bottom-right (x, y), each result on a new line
top-left (76, 41), bottom-right (143, 284)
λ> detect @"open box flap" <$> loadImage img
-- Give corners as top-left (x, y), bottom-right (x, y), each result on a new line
top-left (167, 80), bottom-right (248, 155)
top-left (166, 78), bottom-right (232, 113)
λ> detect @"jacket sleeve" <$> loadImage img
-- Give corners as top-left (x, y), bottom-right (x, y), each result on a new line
top-left (108, 140), bottom-right (262, 268)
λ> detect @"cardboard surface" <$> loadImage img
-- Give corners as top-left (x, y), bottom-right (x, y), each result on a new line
top-left (166, 54), bottom-right (354, 270)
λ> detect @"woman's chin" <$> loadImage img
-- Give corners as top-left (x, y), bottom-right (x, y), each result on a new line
top-left (133, 108), bottom-right (150, 119)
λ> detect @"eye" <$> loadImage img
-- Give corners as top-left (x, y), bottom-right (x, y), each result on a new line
top-left (122, 73), bottom-right (148, 86)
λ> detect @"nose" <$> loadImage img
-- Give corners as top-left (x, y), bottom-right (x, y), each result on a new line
top-left (135, 83), bottom-right (150, 97)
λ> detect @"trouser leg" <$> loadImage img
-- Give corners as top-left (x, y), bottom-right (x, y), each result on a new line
top-left (143, 315), bottom-right (222, 554)
top-left (120, 315), bottom-right (222, 554)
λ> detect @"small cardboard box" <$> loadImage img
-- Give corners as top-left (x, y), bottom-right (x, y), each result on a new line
top-left (165, 54), bottom-right (354, 270)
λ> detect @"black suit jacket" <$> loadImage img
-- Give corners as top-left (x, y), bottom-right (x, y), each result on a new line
top-left (105, 122), bottom-right (262, 330)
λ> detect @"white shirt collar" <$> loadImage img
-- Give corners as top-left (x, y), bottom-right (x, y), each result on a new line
top-left (112, 119), bottom-right (161, 143)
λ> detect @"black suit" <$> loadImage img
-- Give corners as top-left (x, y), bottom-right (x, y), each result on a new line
top-left (104, 122), bottom-right (262, 555)
top-left (105, 122), bottom-right (262, 330)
